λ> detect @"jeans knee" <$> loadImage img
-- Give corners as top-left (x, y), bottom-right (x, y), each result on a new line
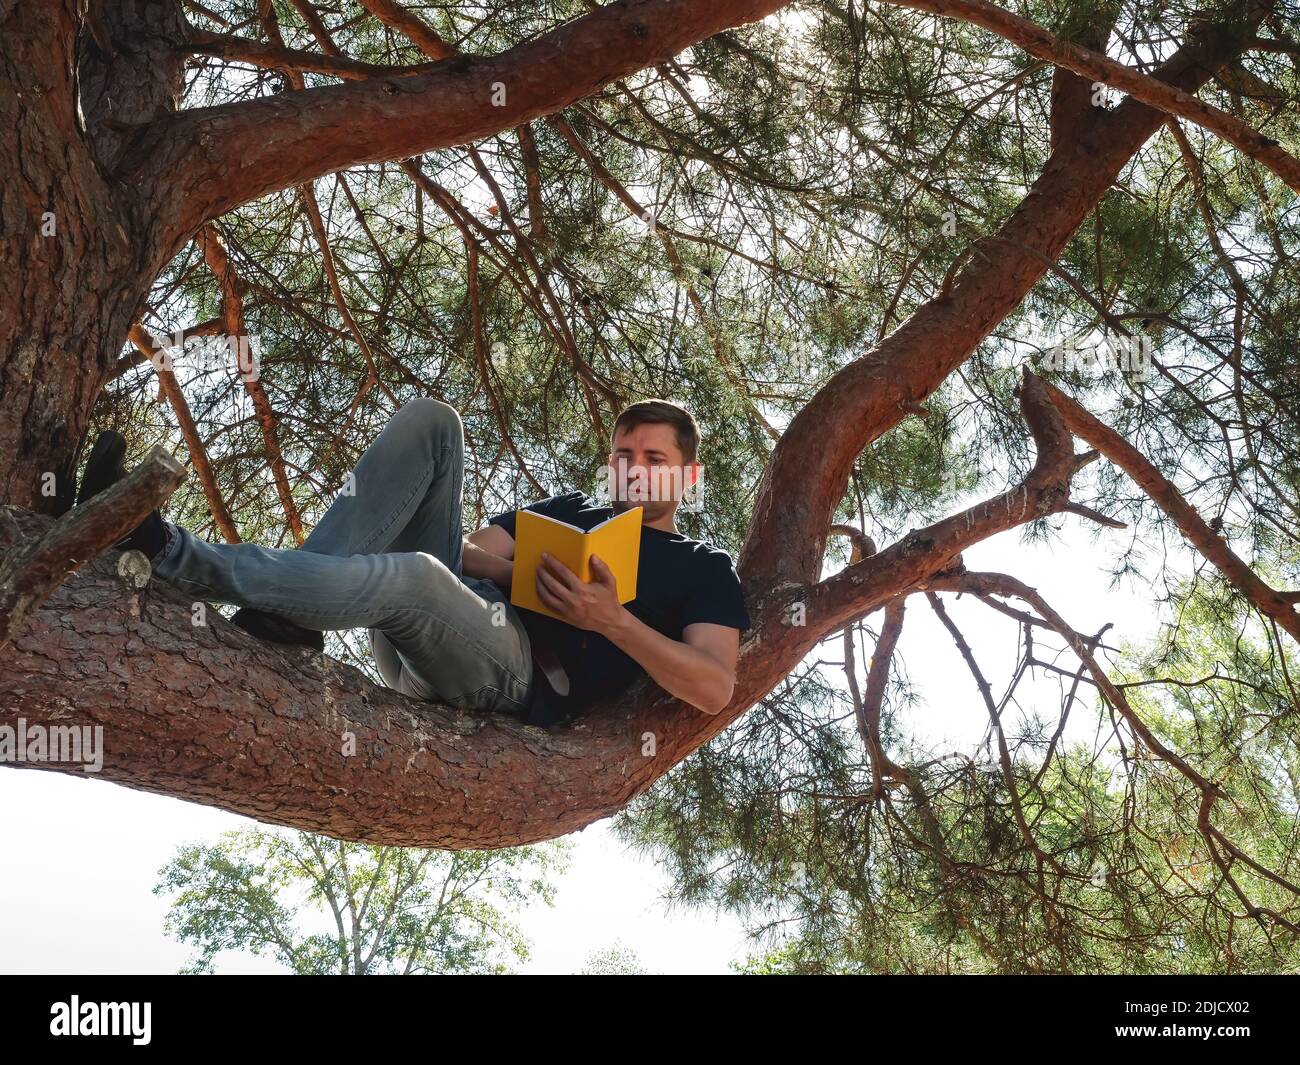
top-left (398, 397), bottom-right (463, 446)
top-left (394, 550), bottom-right (456, 600)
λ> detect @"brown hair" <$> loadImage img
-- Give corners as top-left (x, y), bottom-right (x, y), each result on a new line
top-left (611, 399), bottom-right (701, 465)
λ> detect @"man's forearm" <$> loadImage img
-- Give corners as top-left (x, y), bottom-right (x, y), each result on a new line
top-left (603, 608), bottom-right (733, 715)
top-left (462, 538), bottom-right (512, 589)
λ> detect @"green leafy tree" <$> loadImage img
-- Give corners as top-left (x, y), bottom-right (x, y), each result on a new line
top-left (577, 941), bottom-right (652, 974)
top-left (155, 828), bottom-right (571, 973)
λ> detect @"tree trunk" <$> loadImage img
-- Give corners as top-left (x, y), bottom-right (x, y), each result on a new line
top-left (0, 0), bottom-right (185, 510)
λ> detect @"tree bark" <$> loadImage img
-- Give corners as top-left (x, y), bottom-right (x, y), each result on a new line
top-left (0, 1), bottom-right (165, 511)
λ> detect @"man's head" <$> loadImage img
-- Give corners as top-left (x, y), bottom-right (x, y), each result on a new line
top-left (605, 399), bottom-right (702, 524)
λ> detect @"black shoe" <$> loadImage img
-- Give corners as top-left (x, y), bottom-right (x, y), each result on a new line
top-left (231, 607), bottom-right (325, 652)
top-left (78, 430), bottom-right (127, 506)
top-left (77, 430), bottom-right (168, 559)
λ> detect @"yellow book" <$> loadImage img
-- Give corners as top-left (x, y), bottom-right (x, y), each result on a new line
top-left (510, 506), bottom-right (642, 621)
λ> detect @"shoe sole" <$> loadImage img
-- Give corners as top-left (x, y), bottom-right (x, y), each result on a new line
top-left (231, 607), bottom-right (325, 651)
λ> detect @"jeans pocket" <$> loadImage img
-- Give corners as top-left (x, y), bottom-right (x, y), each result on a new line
top-left (448, 684), bottom-right (500, 713)
top-left (451, 679), bottom-right (530, 716)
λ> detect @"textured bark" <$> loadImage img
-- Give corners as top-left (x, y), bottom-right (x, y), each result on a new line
top-left (0, 1), bottom-right (159, 511)
top-left (0, 447), bottom-right (184, 645)
top-left (76, 0), bottom-right (189, 174)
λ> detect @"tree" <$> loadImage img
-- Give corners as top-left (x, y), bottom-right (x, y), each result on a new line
top-left (716, 579), bottom-right (1300, 974)
top-left (154, 826), bottom-right (570, 973)
top-left (3, 0), bottom-right (1300, 966)
top-left (578, 941), bottom-right (652, 974)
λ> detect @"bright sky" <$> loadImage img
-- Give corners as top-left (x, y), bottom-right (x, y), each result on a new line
top-left (0, 513), bottom-right (1175, 974)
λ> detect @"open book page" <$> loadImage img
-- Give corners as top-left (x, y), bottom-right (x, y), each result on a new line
top-left (509, 505), bottom-right (642, 620)
top-left (586, 507), bottom-right (641, 602)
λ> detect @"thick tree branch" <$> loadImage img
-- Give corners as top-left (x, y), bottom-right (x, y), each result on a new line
top-left (883, 0), bottom-right (1299, 191)
top-left (77, 0), bottom-right (189, 172)
top-left (739, 1), bottom-right (1266, 589)
top-left (0, 501), bottom-right (767, 849)
top-left (0, 373), bottom-right (1109, 847)
top-left (1048, 2), bottom-right (1120, 151)
top-left (132, 0), bottom-right (793, 263)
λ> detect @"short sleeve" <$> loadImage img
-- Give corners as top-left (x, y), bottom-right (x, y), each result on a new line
top-left (680, 550), bottom-right (751, 632)
top-left (486, 505), bottom-right (522, 538)
top-left (486, 491), bottom-right (584, 539)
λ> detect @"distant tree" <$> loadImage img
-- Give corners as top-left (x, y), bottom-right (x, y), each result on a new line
top-left (155, 827), bottom-right (571, 974)
top-left (578, 940), bottom-right (652, 974)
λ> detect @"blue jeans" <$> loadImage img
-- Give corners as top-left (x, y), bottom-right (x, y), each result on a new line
top-left (151, 397), bottom-right (535, 715)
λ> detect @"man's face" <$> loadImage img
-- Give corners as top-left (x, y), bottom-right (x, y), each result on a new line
top-left (605, 422), bottom-right (700, 521)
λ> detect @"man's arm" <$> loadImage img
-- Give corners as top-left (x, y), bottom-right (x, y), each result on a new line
top-left (534, 553), bottom-right (739, 715)
top-left (604, 615), bottom-right (739, 716)
top-left (464, 525), bottom-right (514, 590)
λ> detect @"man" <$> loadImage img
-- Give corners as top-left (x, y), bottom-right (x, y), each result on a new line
top-left (76, 397), bottom-right (750, 727)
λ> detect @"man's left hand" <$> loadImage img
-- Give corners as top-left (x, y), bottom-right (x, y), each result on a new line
top-left (535, 552), bottom-right (626, 632)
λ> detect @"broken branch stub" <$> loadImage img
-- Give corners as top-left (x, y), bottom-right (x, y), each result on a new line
top-left (0, 445), bottom-right (186, 646)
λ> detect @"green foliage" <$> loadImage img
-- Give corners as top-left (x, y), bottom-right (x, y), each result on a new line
top-left (153, 827), bottom-right (571, 974)
top-left (577, 941), bottom-right (652, 974)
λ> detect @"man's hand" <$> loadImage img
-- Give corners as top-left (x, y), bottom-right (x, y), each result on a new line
top-left (535, 553), bottom-right (627, 632)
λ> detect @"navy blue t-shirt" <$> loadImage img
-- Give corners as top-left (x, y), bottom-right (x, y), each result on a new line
top-left (487, 491), bottom-right (751, 724)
